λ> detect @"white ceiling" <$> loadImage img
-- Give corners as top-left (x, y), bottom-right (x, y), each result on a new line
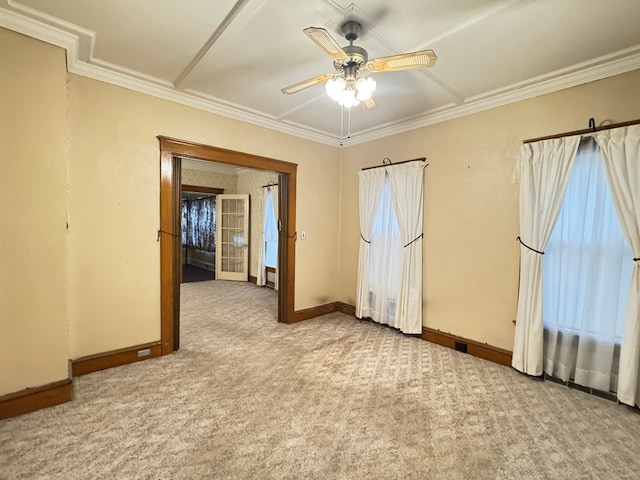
top-left (1, 0), bottom-right (639, 146)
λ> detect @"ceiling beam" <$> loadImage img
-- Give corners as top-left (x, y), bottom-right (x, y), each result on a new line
top-left (173, 0), bottom-right (252, 88)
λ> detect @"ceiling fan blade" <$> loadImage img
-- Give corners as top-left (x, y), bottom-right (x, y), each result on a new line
top-left (303, 27), bottom-right (349, 62)
top-left (361, 96), bottom-right (378, 110)
top-left (281, 73), bottom-right (333, 95)
top-left (365, 50), bottom-right (437, 72)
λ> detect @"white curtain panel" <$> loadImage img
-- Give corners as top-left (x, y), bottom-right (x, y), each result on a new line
top-left (388, 162), bottom-right (425, 334)
top-left (596, 125), bottom-right (640, 406)
top-left (543, 138), bottom-right (632, 393)
top-left (512, 137), bottom-right (580, 375)
top-left (256, 187), bottom-right (269, 287)
top-left (356, 168), bottom-right (386, 318)
top-left (271, 185), bottom-right (279, 291)
top-left (365, 174), bottom-right (404, 327)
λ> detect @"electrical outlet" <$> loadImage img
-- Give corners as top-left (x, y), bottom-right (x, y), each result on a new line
top-left (300, 230), bottom-right (307, 240)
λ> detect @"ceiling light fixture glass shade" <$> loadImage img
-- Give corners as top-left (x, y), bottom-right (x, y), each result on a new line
top-left (325, 76), bottom-right (376, 108)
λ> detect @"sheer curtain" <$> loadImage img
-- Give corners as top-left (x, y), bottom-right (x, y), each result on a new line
top-left (388, 162), bottom-right (424, 334)
top-left (543, 138), bottom-right (633, 393)
top-left (356, 168), bottom-right (386, 319)
top-left (362, 172), bottom-right (404, 327)
top-left (268, 185), bottom-right (279, 290)
top-left (513, 137), bottom-right (580, 376)
top-left (596, 125), bottom-right (640, 406)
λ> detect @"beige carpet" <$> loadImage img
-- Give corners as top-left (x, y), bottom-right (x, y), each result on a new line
top-left (2, 280), bottom-right (640, 479)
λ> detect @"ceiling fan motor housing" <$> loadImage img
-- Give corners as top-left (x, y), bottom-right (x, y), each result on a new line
top-left (335, 45), bottom-right (368, 70)
top-left (342, 20), bottom-right (362, 41)
top-left (336, 21), bottom-right (368, 69)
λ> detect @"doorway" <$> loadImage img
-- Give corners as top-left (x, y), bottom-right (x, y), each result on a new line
top-left (181, 183), bottom-right (223, 283)
top-left (158, 136), bottom-right (298, 355)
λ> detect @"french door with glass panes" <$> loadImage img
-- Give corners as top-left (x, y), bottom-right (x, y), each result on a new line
top-left (216, 194), bottom-right (250, 281)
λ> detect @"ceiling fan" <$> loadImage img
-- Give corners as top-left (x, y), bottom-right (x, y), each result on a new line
top-left (281, 20), bottom-right (437, 109)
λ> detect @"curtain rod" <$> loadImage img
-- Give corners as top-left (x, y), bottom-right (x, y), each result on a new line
top-left (261, 182), bottom-right (278, 188)
top-left (523, 118), bottom-right (640, 144)
top-left (361, 157), bottom-right (426, 171)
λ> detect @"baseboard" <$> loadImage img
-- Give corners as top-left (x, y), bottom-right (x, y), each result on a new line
top-left (249, 275), bottom-right (257, 284)
top-left (421, 327), bottom-right (513, 367)
top-left (330, 302), bottom-right (512, 367)
top-left (335, 301), bottom-right (356, 316)
top-left (71, 341), bottom-right (162, 377)
top-left (292, 302), bottom-right (337, 323)
top-left (0, 378), bottom-right (72, 420)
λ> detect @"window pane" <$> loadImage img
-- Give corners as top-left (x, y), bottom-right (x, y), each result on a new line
top-left (543, 138), bottom-right (632, 341)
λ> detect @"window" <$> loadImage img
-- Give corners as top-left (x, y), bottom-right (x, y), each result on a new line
top-left (182, 195), bottom-right (216, 252)
top-left (263, 188), bottom-right (278, 268)
top-left (543, 137), bottom-right (633, 391)
top-left (365, 172), bottom-right (404, 325)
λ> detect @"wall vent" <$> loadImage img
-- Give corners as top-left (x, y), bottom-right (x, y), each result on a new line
top-left (454, 341), bottom-right (467, 353)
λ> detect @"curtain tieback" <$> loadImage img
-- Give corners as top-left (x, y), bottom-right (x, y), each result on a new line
top-left (634, 257), bottom-right (640, 262)
top-left (516, 236), bottom-right (544, 255)
top-left (157, 229), bottom-right (177, 242)
top-left (404, 233), bottom-right (423, 248)
top-left (360, 233), bottom-right (371, 244)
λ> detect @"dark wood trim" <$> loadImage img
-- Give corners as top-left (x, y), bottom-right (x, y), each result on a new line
top-left (329, 301), bottom-right (512, 367)
top-left (71, 341), bottom-right (162, 377)
top-left (159, 137), bottom-right (298, 356)
top-left (0, 379), bottom-right (72, 420)
top-left (249, 275), bottom-right (257, 284)
top-left (160, 150), bottom-right (176, 355)
top-left (292, 303), bottom-right (337, 323)
top-left (182, 185), bottom-right (224, 195)
top-left (173, 159), bottom-right (182, 350)
top-left (159, 136), bottom-right (297, 175)
top-left (335, 301), bottom-right (356, 316)
top-left (421, 327), bottom-right (513, 367)
top-left (523, 118), bottom-right (640, 144)
top-left (277, 172), bottom-right (296, 323)
top-left (361, 157), bottom-right (426, 171)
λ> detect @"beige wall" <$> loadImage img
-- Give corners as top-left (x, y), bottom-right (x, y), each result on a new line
top-left (237, 170), bottom-right (279, 278)
top-left (66, 73), bottom-right (341, 358)
top-left (0, 30), bottom-right (69, 395)
top-left (338, 69), bottom-right (640, 351)
top-left (2, 25), bottom-right (639, 398)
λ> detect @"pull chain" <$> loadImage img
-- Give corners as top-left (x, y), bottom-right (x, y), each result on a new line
top-left (340, 104), bottom-right (344, 146)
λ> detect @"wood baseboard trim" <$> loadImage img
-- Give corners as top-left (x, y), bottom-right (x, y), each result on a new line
top-left (327, 302), bottom-right (512, 367)
top-left (71, 341), bottom-right (162, 377)
top-left (421, 327), bottom-right (513, 367)
top-left (291, 302), bottom-right (337, 323)
top-left (335, 301), bottom-right (356, 316)
top-left (249, 275), bottom-right (257, 284)
top-left (0, 378), bottom-right (72, 420)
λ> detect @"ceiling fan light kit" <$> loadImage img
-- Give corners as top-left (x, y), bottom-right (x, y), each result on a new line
top-left (282, 20), bottom-right (437, 111)
top-left (325, 71), bottom-right (376, 108)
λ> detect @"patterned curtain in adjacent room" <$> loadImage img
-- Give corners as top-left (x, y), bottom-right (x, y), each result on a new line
top-left (182, 196), bottom-right (216, 252)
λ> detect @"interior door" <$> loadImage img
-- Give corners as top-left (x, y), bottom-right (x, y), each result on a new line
top-left (216, 194), bottom-right (250, 281)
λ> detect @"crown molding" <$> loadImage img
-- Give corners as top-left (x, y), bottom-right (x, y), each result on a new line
top-left (0, 6), bottom-right (79, 58)
top-left (347, 47), bottom-right (640, 146)
top-left (2, 6), bottom-right (639, 149)
top-left (0, 6), bottom-right (338, 147)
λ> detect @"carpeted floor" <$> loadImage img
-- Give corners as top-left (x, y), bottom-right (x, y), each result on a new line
top-left (2, 280), bottom-right (640, 479)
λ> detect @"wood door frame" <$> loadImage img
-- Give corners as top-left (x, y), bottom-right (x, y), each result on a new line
top-left (159, 136), bottom-right (297, 355)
